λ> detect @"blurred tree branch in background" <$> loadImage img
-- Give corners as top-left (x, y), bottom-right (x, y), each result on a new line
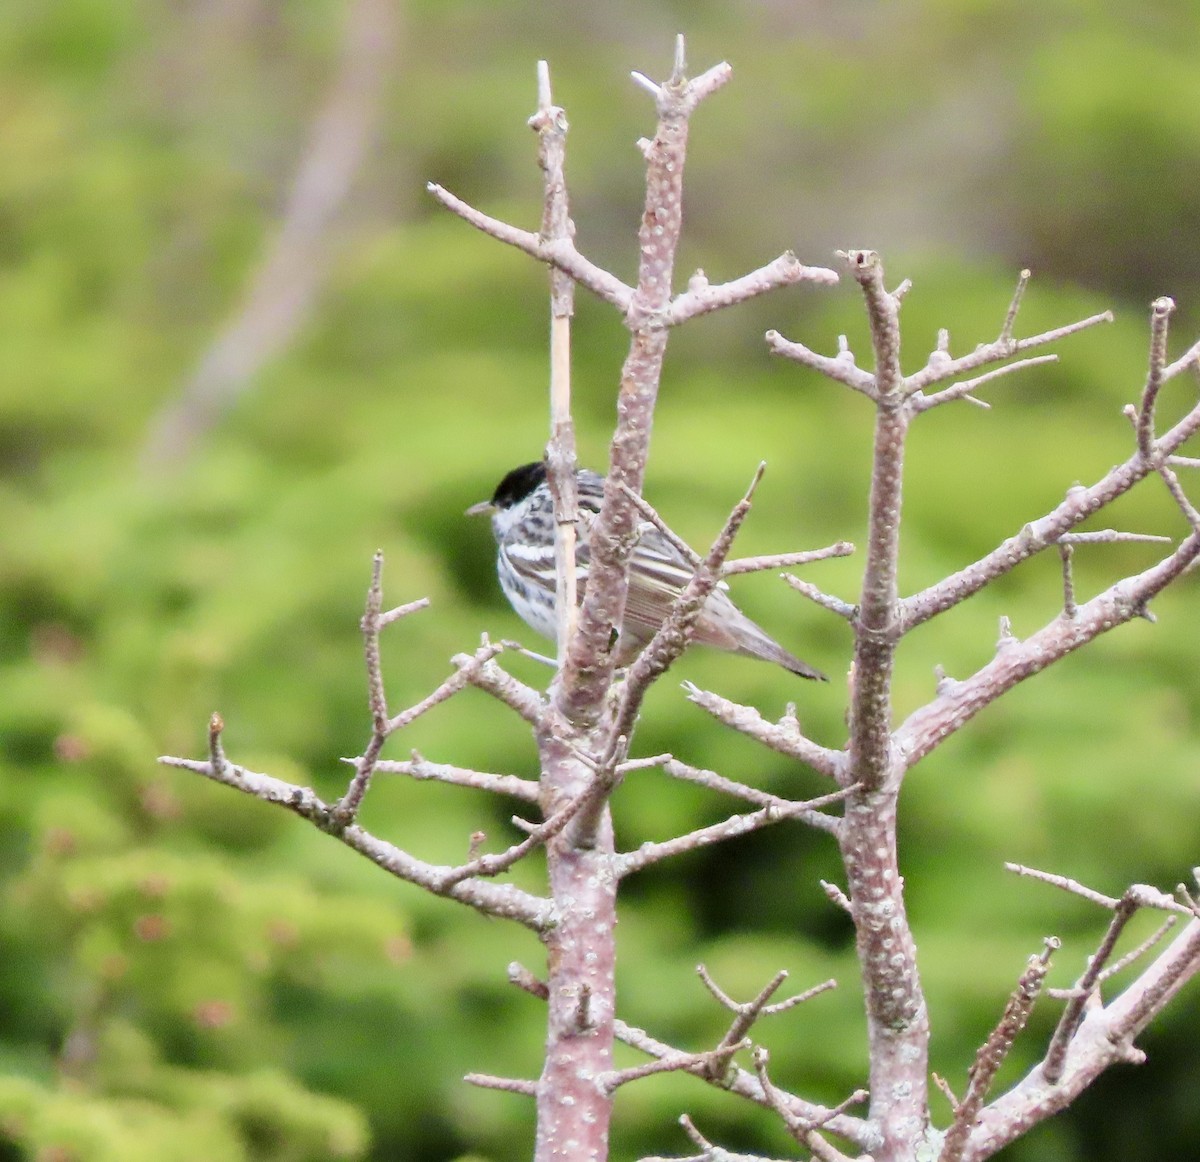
top-left (141, 0), bottom-right (398, 471)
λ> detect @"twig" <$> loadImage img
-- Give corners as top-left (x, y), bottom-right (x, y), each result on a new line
top-left (1043, 893), bottom-right (1138, 1083)
top-left (1134, 297), bottom-right (1200, 532)
top-left (597, 1040), bottom-right (751, 1095)
top-left (463, 1073), bottom-right (539, 1096)
top-left (722, 540), bottom-right (855, 576)
top-left (157, 753), bottom-right (553, 930)
top-left (903, 309), bottom-right (1113, 395)
top-left (373, 752), bottom-right (539, 802)
top-left (1098, 915), bottom-right (1178, 983)
top-left (507, 961), bottom-right (550, 999)
top-left (911, 354), bottom-right (1059, 412)
top-left (614, 786), bottom-right (850, 877)
top-left (611, 1017), bottom-right (873, 1152)
top-left (821, 880), bottom-right (853, 914)
top-left (1057, 530), bottom-right (1172, 545)
top-left (437, 790), bottom-right (595, 891)
top-left (632, 754), bottom-right (837, 810)
top-left (753, 1047), bottom-right (865, 1162)
top-left (933, 1072), bottom-right (961, 1113)
top-left (766, 329), bottom-right (878, 396)
top-left (1058, 542), bottom-right (1077, 618)
top-left (781, 573), bottom-right (858, 620)
top-left (1003, 864), bottom-right (1110, 909)
top-left (1000, 269), bottom-right (1032, 344)
top-left (388, 639), bottom-right (507, 734)
top-left (696, 966), bottom-right (836, 1082)
top-left (619, 483), bottom-right (702, 566)
top-left (668, 252), bottom-right (838, 324)
top-left (683, 683), bottom-right (843, 780)
top-left (427, 182), bottom-right (634, 311)
top-left (939, 940), bottom-right (1057, 1162)
top-left (531, 60), bottom-right (581, 662)
top-left (611, 463), bottom-right (769, 746)
top-left (332, 552), bottom-right (427, 826)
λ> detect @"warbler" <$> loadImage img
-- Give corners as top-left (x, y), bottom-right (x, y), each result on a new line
top-left (466, 462), bottom-right (825, 679)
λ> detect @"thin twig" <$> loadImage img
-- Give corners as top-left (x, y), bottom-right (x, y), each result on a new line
top-left (940, 940), bottom-right (1057, 1162)
top-left (781, 573), bottom-right (857, 620)
top-left (373, 752), bottom-right (539, 802)
top-left (614, 786), bottom-right (851, 877)
top-left (597, 1040), bottom-right (751, 1095)
top-left (1043, 894), bottom-right (1138, 1083)
top-left (531, 59), bottom-right (580, 662)
top-left (157, 754), bottom-right (553, 930)
top-left (911, 354), bottom-right (1059, 412)
top-left (696, 966), bottom-right (837, 1082)
top-left (668, 252), bottom-right (838, 324)
top-left (1058, 542), bottom-right (1077, 619)
top-left (611, 1018), bottom-right (873, 1151)
top-left (463, 1073), bottom-right (539, 1096)
top-left (611, 463), bottom-right (768, 745)
top-left (903, 309), bottom-right (1113, 394)
top-left (766, 328), bottom-right (878, 396)
top-left (722, 540), bottom-right (854, 576)
top-left (683, 683), bottom-right (844, 780)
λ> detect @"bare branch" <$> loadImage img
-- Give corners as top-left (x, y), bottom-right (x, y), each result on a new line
top-left (1043, 886), bottom-right (1168, 1083)
top-left (696, 966), bottom-right (837, 1082)
top-left (683, 682), bottom-right (843, 780)
top-left (374, 752), bottom-right (539, 803)
top-left (668, 252), bottom-right (838, 325)
top-left (634, 754), bottom-right (845, 814)
top-left (460, 649), bottom-right (546, 724)
top-left (722, 539), bottom-right (854, 576)
top-left (530, 60), bottom-right (581, 662)
top-left (464, 1073), bottom-right (539, 1096)
top-left (904, 308), bottom-right (1113, 395)
top-left (754, 1047), bottom-right (864, 1162)
top-left (782, 572), bottom-right (858, 620)
top-left (960, 917), bottom-right (1200, 1160)
top-left (332, 552), bottom-right (408, 825)
top-left (896, 533), bottom-right (1200, 768)
top-left (939, 940), bottom-right (1056, 1162)
top-left (427, 182), bottom-right (634, 312)
top-left (612, 465), bottom-right (768, 745)
top-left (614, 785), bottom-right (851, 877)
top-left (597, 1040), bottom-right (750, 1095)
top-left (906, 381), bottom-right (1200, 628)
top-left (766, 328), bottom-right (878, 396)
top-left (911, 354), bottom-right (1058, 413)
top-left (157, 753), bottom-right (553, 930)
top-left (612, 1017), bottom-right (875, 1152)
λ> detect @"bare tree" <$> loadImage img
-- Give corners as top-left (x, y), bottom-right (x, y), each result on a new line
top-left (161, 38), bottom-right (1200, 1162)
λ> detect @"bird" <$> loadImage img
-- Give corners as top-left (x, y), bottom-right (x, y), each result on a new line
top-left (466, 461), bottom-right (826, 680)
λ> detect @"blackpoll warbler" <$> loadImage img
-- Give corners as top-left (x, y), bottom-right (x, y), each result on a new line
top-left (467, 462), bottom-right (826, 680)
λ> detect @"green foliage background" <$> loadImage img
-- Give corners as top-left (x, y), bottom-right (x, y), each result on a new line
top-left (1, 2), bottom-right (1198, 1159)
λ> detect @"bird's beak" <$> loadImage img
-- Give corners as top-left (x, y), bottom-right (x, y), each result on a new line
top-left (465, 500), bottom-right (494, 517)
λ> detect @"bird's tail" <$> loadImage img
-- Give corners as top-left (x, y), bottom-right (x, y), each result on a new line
top-left (696, 596), bottom-right (827, 681)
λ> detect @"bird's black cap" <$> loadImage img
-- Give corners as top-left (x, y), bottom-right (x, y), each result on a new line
top-left (490, 462), bottom-right (547, 509)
